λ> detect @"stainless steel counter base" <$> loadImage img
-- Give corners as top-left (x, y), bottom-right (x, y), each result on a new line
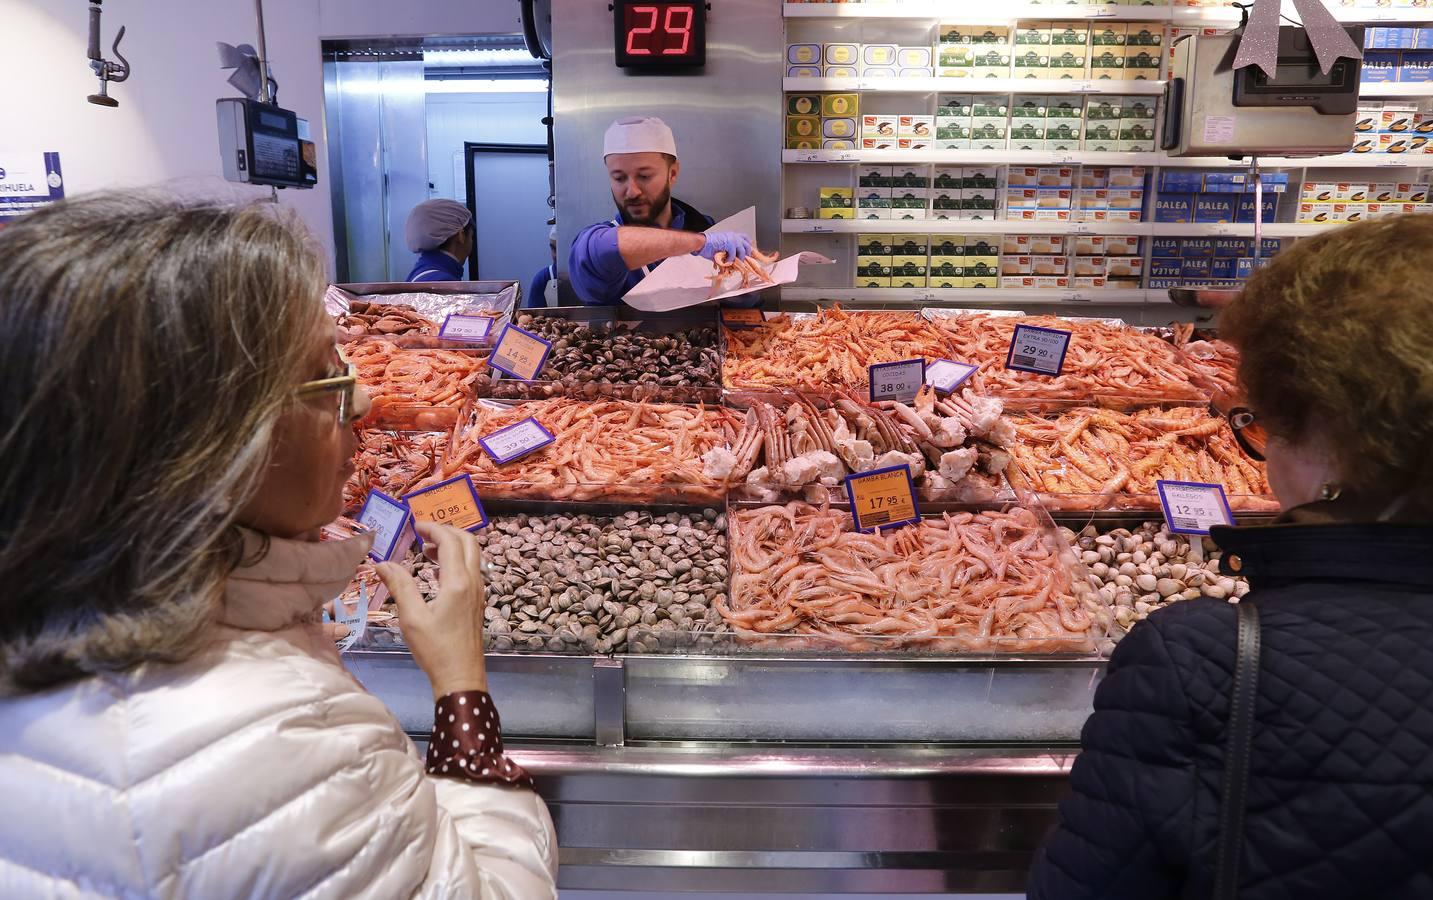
top-left (351, 651), bottom-right (1096, 893)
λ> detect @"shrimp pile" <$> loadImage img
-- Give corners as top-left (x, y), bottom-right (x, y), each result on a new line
top-left (1008, 405), bottom-right (1276, 511)
top-left (435, 398), bottom-right (743, 503)
top-left (346, 341), bottom-right (486, 430)
top-left (709, 247), bottom-right (779, 297)
top-left (723, 307), bottom-right (952, 391)
top-left (711, 386), bottom-right (1012, 502)
top-left (930, 314), bottom-right (1208, 402)
top-left (1175, 339), bottom-right (1240, 400)
top-left (344, 430), bottom-right (449, 511)
top-left (722, 503), bottom-right (1092, 652)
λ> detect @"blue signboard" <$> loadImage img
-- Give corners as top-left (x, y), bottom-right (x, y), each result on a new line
top-left (0, 152), bottom-right (65, 221)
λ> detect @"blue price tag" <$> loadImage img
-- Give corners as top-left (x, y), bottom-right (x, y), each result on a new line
top-left (1156, 480), bottom-right (1234, 535)
top-left (868, 358), bottom-right (926, 404)
top-left (488, 323), bottom-right (553, 381)
top-left (357, 490), bottom-right (414, 563)
top-left (439, 313), bottom-right (494, 343)
top-left (924, 358), bottom-right (979, 394)
top-left (1006, 324), bottom-right (1071, 376)
top-left (478, 416), bottom-right (557, 465)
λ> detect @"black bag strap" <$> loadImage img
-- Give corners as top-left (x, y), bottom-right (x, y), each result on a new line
top-left (1213, 599), bottom-right (1261, 900)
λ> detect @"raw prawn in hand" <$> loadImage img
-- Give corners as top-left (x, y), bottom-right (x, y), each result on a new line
top-left (708, 247), bottom-right (780, 298)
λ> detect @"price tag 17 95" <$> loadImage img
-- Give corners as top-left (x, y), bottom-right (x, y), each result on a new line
top-left (924, 358), bottom-right (978, 395)
top-left (357, 489), bottom-right (414, 563)
top-left (845, 464), bottom-right (921, 533)
top-left (1156, 480), bottom-right (1234, 536)
top-left (869, 358), bottom-right (925, 404)
top-left (1006, 323), bottom-right (1072, 376)
top-left (439, 313), bottom-right (494, 343)
top-left (488, 323), bottom-right (553, 381)
top-left (479, 416), bottom-right (556, 465)
top-left (403, 474), bottom-right (489, 539)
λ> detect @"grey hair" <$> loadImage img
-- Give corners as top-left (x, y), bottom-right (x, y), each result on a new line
top-left (0, 192), bottom-right (331, 694)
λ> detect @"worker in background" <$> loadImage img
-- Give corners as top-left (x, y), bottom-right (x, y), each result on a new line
top-left (404, 199), bottom-right (473, 283)
top-left (568, 116), bottom-right (752, 305)
top-left (526, 224), bottom-right (558, 308)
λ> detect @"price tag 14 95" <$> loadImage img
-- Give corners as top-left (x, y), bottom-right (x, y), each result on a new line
top-left (846, 464), bottom-right (921, 533)
top-left (488, 323), bottom-right (553, 382)
top-left (403, 474), bottom-right (489, 538)
top-left (1156, 480), bottom-right (1234, 536)
top-left (1006, 323), bottom-right (1071, 376)
top-left (869, 358), bottom-right (925, 404)
top-left (357, 489), bottom-right (414, 563)
top-left (479, 416), bottom-right (556, 465)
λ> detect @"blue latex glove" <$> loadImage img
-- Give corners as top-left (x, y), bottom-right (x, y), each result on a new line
top-left (695, 231), bottom-right (753, 262)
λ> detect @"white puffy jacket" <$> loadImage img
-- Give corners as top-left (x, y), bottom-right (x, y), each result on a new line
top-left (0, 531), bottom-right (557, 898)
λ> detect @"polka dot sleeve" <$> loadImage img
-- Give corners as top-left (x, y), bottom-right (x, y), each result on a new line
top-left (425, 691), bottom-right (535, 790)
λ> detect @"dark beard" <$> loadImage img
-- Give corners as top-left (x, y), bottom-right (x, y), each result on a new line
top-left (621, 185), bottom-right (672, 227)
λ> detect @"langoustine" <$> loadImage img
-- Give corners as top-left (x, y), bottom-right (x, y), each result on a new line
top-left (344, 430), bottom-right (449, 512)
top-left (345, 341), bottom-right (487, 430)
top-left (708, 247), bottom-right (779, 298)
top-left (721, 503), bottom-right (1094, 653)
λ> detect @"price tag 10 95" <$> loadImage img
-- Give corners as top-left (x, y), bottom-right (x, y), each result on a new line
top-left (869, 358), bottom-right (926, 404)
top-left (488, 323), bottom-right (553, 382)
top-left (357, 489), bottom-right (415, 563)
top-left (479, 416), bottom-right (556, 465)
top-left (1005, 323), bottom-right (1072, 376)
top-left (403, 474), bottom-right (489, 538)
top-left (846, 464), bottom-right (921, 533)
top-left (1156, 480), bottom-right (1234, 536)
top-left (439, 313), bottom-right (494, 343)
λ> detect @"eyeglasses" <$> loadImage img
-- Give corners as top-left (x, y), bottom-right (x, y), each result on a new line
top-left (296, 348), bottom-right (359, 426)
top-left (1220, 404), bottom-right (1266, 462)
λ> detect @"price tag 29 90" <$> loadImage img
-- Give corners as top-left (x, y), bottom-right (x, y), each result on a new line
top-left (869, 358), bottom-right (925, 404)
top-left (479, 416), bottom-right (556, 465)
top-left (358, 489), bottom-right (414, 562)
top-left (924, 358), bottom-right (978, 395)
top-left (403, 473), bottom-right (489, 536)
top-left (1006, 323), bottom-right (1071, 376)
top-left (1156, 480), bottom-right (1234, 536)
top-left (488, 323), bottom-right (552, 381)
top-left (845, 464), bottom-right (921, 533)
top-left (439, 313), bottom-right (494, 343)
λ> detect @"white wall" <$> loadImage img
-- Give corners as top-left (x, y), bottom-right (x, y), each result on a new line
top-left (2, 0), bottom-right (334, 261)
top-left (318, 0), bottom-right (522, 39)
top-left (426, 91), bottom-right (548, 199)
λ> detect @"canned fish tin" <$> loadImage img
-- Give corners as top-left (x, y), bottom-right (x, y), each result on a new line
top-left (823, 93), bottom-right (860, 117)
top-left (787, 43), bottom-right (820, 66)
top-left (787, 94), bottom-right (820, 116)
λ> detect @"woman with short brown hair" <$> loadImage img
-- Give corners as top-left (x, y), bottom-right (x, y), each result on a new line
top-left (0, 193), bottom-right (556, 897)
top-left (1029, 216), bottom-right (1433, 899)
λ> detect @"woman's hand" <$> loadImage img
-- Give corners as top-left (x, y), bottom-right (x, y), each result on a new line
top-left (375, 521), bottom-right (488, 699)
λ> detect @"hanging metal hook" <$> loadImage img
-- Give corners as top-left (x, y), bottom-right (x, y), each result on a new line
top-left (87, 0), bottom-right (132, 108)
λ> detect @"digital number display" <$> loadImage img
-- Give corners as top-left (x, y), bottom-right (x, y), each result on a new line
top-left (614, 0), bottom-right (706, 69)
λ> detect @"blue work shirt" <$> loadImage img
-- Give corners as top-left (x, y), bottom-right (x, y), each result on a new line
top-left (526, 264), bottom-right (555, 308)
top-left (567, 205), bottom-right (714, 306)
top-left (406, 249), bottom-right (465, 283)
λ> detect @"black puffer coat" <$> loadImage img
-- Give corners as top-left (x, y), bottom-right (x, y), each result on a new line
top-left (1028, 514), bottom-right (1433, 899)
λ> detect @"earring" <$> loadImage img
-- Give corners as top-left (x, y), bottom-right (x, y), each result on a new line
top-left (1319, 482), bottom-right (1342, 502)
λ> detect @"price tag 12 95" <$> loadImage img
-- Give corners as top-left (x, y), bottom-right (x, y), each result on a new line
top-left (869, 358), bottom-right (925, 404)
top-left (845, 464), bottom-right (921, 533)
top-left (1156, 480), bottom-right (1234, 536)
top-left (439, 313), bottom-right (494, 343)
top-left (357, 489), bottom-right (414, 563)
top-left (403, 473), bottom-right (489, 539)
top-left (1005, 323), bottom-right (1072, 376)
top-left (488, 323), bottom-right (553, 382)
top-left (924, 359), bottom-right (978, 395)
top-left (479, 416), bottom-right (556, 465)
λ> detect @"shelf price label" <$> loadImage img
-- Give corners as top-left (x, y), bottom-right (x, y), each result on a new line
top-left (1156, 480), bottom-right (1234, 535)
top-left (1005, 323), bottom-right (1071, 376)
top-left (438, 313), bottom-right (494, 343)
top-left (720, 306), bottom-right (765, 328)
top-left (479, 416), bottom-right (556, 465)
top-left (488, 323), bottom-right (552, 382)
top-left (403, 473), bottom-right (489, 535)
top-left (845, 464), bottom-right (921, 533)
top-left (333, 583), bottom-right (370, 651)
top-left (869, 358), bottom-right (925, 404)
top-left (357, 489), bottom-right (415, 563)
top-left (924, 358), bottom-right (978, 395)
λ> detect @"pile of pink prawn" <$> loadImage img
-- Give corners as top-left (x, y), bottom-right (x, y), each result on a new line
top-left (721, 503), bottom-right (1094, 653)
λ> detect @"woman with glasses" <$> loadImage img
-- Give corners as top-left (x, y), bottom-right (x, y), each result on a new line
top-left (1028, 216), bottom-right (1433, 899)
top-left (0, 194), bottom-right (557, 897)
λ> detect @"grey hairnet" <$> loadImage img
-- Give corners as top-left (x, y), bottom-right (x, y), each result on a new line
top-left (404, 199), bottom-right (472, 252)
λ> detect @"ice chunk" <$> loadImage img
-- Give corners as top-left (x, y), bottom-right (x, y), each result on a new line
top-left (806, 450), bottom-right (845, 481)
top-left (938, 447), bottom-right (979, 483)
top-left (745, 466), bottom-right (771, 484)
top-left (873, 450), bottom-right (925, 478)
top-left (835, 437), bottom-right (875, 473)
top-left (965, 390), bottom-right (1006, 440)
top-left (782, 453), bottom-right (827, 486)
top-left (702, 447), bottom-right (737, 481)
top-left (929, 416), bottom-right (969, 449)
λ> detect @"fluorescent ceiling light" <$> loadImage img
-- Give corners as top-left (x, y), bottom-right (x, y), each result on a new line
top-left (425, 78), bottom-right (549, 94)
top-left (423, 48), bottom-right (538, 67)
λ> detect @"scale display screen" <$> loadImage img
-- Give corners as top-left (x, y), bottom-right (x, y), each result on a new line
top-left (248, 105), bottom-right (302, 185)
top-left (613, 0), bottom-right (706, 69)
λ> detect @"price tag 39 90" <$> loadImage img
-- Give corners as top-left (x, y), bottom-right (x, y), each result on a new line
top-left (479, 416), bottom-right (556, 465)
top-left (869, 358), bottom-right (926, 404)
top-left (403, 474), bottom-right (489, 536)
top-left (845, 464), bottom-right (921, 533)
top-left (1156, 480), bottom-right (1234, 535)
top-left (488, 323), bottom-right (552, 381)
top-left (439, 313), bottom-right (494, 343)
top-left (1006, 323), bottom-right (1072, 376)
top-left (357, 489), bottom-right (414, 562)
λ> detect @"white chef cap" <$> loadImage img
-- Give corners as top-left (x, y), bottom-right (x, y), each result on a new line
top-left (404, 199), bottom-right (472, 253)
top-left (603, 116), bottom-right (678, 160)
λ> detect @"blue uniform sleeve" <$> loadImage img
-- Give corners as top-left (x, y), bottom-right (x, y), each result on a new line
top-left (567, 222), bottom-right (631, 306)
top-left (1026, 615), bottom-right (1197, 900)
top-left (526, 267), bottom-right (550, 309)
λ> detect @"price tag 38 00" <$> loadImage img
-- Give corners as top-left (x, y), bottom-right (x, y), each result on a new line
top-left (869, 358), bottom-right (926, 404)
top-left (403, 473), bottom-right (489, 537)
top-left (845, 464), bottom-right (921, 533)
top-left (1006, 323), bottom-right (1072, 376)
top-left (357, 489), bottom-right (414, 562)
top-left (1156, 480), bottom-right (1234, 536)
top-left (488, 323), bottom-right (552, 381)
top-left (479, 416), bottom-right (556, 465)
